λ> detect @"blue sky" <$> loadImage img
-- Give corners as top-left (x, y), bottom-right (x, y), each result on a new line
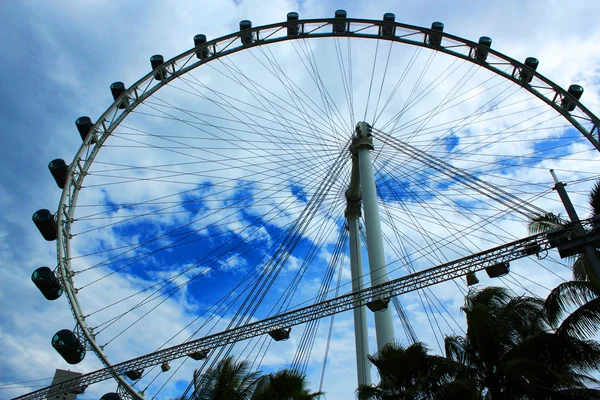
top-left (1, 1), bottom-right (600, 399)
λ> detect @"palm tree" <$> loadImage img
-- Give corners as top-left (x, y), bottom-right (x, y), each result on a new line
top-left (193, 356), bottom-right (261, 400)
top-left (357, 341), bottom-right (479, 400)
top-left (251, 368), bottom-right (323, 400)
top-left (445, 286), bottom-right (600, 399)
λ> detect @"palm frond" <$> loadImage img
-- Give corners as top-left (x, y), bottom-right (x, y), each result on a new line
top-left (558, 388), bottom-right (600, 400)
top-left (557, 297), bottom-right (600, 339)
top-left (356, 384), bottom-right (384, 400)
top-left (444, 335), bottom-right (482, 376)
top-left (498, 295), bottom-right (547, 337)
top-left (463, 286), bottom-right (512, 315)
top-left (544, 281), bottom-right (599, 327)
top-left (193, 356), bottom-right (260, 399)
top-left (572, 255), bottom-right (590, 281)
top-left (503, 332), bottom-right (600, 390)
top-left (528, 212), bottom-right (569, 234)
top-left (433, 378), bottom-right (480, 400)
top-left (589, 180), bottom-right (600, 217)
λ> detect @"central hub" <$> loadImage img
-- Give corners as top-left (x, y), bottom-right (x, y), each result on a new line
top-left (351, 121), bottom-right (374, 153)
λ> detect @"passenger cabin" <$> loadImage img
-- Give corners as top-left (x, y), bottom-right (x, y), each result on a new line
top-left (194, 34), bottom-right (209, 59)
top-left (428, 22), bottom-right (444, 46)
top-left (51, 329), bottom-right (86, 364)
top-left (48, 159), bottom-right (68, 189)
top-left (380, 13), bottom-right (396, 37)
top-left (287, 12), bottom-right (300, 36)
top-left (520, 57), bottom-right (539, 84)
top-left (475, 36), bottom-right (492, 61)
top-left (150, 55), bottom-right (166, 81)
top-left (333, 10), bottom-right (348, 34)
top-left (561, 84), bottom-right (584, 112)
top-left (32, 266), bottom-right (63, 300)
top-left (75, 116), bottom-right (95, 142)
top-left (110, 82), bottom-right (128, 109)
top-left (268, 327), bottom-right (291, 341)
top-left (239, 20), bottom-right (253, 45)
top-left (32, 209), bottom-right (57, 241)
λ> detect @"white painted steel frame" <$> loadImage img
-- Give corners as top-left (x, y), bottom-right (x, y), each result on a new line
top-left (355, 122), bottom-right (395, 350)
top-left (347, 216), bottom-right (371, 386)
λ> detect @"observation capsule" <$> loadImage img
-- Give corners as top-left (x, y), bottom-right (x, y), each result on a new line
top-left (333, 9), bottom-right (348, 34)
top-left (32, 209), bottom-right (57, 241)
top-left (561, 84), bottom-right (584, 112)
top-left (100, 394), bottom-right (121, 400)
top-left (239, 20), bottom-right (253, 45)
top-left (150, 54), bottom-right (166, 81)
top-left (475, 36), bottom-right (492, 61)
top-left (428, 22), bottom-right (444, 46)
top-left (381, 13), bottom-right (396, 37)
top-left (194, 34), bottom-right (209, 59)
top-left (75, 116), bottom-right (95, 143)
top-left (32, 266), bottom-right (63, 300)
top-left (48, 159), bottom-right (68, 189)
top-left (520, 57), bottom-right (539, 84)
top-left (110, 82), bottom-right (128, 109)
top-left (287, 12), bottom-right (300, 36)
top-left (51, 329), bottom-right (86, 364)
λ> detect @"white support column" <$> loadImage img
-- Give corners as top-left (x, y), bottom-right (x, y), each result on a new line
top-left (347, 215), bottom-right (372, 387)
top-left (345, 153), bottom-right (371, 386)
top-left (355, 122), bottom-right (395, 351)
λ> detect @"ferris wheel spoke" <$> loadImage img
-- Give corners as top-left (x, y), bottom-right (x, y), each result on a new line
top-left (372, 44), bottom-right (424, 127)
top-left (75, 169), bottom-right (345, 280)
top-left (379, 203), bottom-right (467, 334)
top-left (75, 145), bottom-right (343, 231)
top-left (293, 38), bottom-right (353, 138)
top-left (369, 39), bottom-right (394, 124)
top-left (206, 52), bottom-right (341, 153)
top-left (92, 194), bottom-right (345, 344)
top-left (331, 37), bottom-right (355, 129)
top-left (84, 156), bottom-right (346, 338)
top-left (250, 42), bottom-right (350, 149)
top-left (201, 47), bottom-right (348, 142)
top-left (378, 49), bottom-right (441, 134)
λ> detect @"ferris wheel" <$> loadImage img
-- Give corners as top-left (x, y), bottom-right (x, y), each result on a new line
top-left (26, 10), bottom-right (600, 400)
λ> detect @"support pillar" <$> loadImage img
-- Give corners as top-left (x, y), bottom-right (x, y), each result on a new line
top-left (354, 122), bottom-right (395, 351)
top-left (345, 154), bottom-right (371, 386)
